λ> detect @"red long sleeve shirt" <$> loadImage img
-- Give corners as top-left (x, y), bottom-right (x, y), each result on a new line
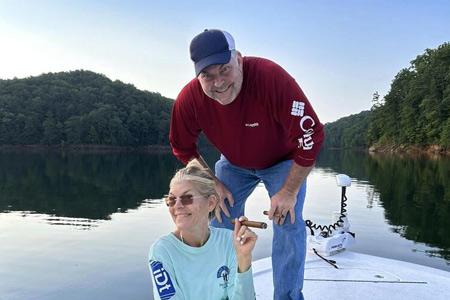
top-left (170, 56), bottom-right (324, 169)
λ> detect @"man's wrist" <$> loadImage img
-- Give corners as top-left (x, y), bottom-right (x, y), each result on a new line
top-left (281, 187), bottom-right (298, 196)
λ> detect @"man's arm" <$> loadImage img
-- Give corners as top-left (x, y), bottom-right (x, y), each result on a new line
top-left (262, 61), bottom-right (323, 225)
top-left (195, 155), bottom-right (234, 223)
top-left (268, 162), bottom-right (313, 225)
top-left (169, 83), bottom-right (203, 165)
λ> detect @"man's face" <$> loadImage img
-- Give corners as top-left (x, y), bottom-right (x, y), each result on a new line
top-left (197, 52), bottom-right (243, 105)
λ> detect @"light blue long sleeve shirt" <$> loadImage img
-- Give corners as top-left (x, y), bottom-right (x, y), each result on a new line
top-left (149, 226), bottom-right (255, 300)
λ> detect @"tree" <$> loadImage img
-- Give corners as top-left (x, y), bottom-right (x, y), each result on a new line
top-left (367, 42), bottom-right (450, 148)
top-left (0, 70), bottom-right (174, 147)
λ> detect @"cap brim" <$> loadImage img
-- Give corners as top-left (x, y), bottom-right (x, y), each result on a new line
top-left (194, 51), bottom-right (231, 77)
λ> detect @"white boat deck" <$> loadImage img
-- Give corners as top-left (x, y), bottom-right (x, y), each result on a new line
top-left (253, 251), bottom-right (450, 300)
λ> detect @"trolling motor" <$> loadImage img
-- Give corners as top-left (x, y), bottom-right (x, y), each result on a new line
top-left (306, 174), bottom-right (355, 257)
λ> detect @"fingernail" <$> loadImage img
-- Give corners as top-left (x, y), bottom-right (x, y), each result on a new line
top-left (240, 241), bottom-right (244, 245)
top-left (236, 237), bottom-right (241, 241)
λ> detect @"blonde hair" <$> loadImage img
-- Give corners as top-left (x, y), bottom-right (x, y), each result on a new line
top-left (170, 159), bottom-right (219, 220)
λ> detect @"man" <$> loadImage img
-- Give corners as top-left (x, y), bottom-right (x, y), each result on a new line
top-left (169, 29), bottom-right (324, 300)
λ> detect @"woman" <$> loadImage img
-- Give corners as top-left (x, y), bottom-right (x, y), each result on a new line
top-left (149, 159), bottom-right (257, 300)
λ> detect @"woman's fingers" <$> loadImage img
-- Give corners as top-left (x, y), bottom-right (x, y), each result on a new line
top-left (234, 216), bottom-right (258, 245)
top-left (236, 226), bottom-right (257, 244)
top-left (233, 216), bottom-right (248, 237)
top-left (233, 218), bottom-right (241, 237)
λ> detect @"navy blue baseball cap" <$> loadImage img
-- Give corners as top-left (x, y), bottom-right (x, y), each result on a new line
top-left (190, 29), bottom-right (236, 77)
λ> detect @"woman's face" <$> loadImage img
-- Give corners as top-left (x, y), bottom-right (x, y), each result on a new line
top-left (167, 181), bottom-right (215, 232)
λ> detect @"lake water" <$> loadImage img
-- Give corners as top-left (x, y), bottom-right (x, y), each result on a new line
top-left (1, 149), bottom-right (449, 299)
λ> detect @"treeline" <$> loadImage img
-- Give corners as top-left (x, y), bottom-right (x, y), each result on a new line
top-left (3, 40), bottom-right (449, 151)
top-left (322, 110), bottom-right (371, 148)
top-left (0, 70), bottom-right (173, 147)
top-left (324, 42), bottom-right (450, 149)
top-left (367, 42), bottom-right (450, 147)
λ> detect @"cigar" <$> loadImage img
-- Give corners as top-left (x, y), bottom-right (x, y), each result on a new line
top-left (263, 210), bottom-right (284, 218)
top-left (230, 219), bottom-right (267, 229)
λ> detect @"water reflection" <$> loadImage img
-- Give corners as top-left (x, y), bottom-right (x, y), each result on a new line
top-left (42, 216), bottom-right (103, 229)
top-left (0, 151), bottom-right (219, 224)
top-left (316, 149), bottom-right (450, 260)
top-left (1, 149), bottom-right (449, 260)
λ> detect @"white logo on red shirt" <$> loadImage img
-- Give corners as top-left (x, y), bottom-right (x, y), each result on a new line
top-left (291, 101), bottom-right (305, 116)
top-left (295, 105), bottom-right (316, 151)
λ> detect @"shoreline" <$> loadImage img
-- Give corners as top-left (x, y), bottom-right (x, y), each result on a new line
top-left (368, 144), bottom-right (450, 156)
top-left (327, 144), bottom-right (450, 157)
top-left (1, 144), bottom-right (448, 156)
top-left (0, 144), bottom-right (173, 153)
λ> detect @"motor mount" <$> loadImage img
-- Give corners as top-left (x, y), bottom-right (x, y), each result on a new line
top-left (306, 174), bottom-right (355, 257)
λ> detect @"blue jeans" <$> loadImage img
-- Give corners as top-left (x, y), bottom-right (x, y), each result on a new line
top-left (210, 155), bottom-right (307, 300)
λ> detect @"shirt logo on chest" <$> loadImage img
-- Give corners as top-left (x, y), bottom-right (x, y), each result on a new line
top-left (217, 265), bottom-right (230, 289)
top-left (245, 122), bottom-right (259, 127)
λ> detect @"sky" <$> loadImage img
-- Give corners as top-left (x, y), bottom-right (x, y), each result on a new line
top-left (1, 0), bottom-right (449, 123)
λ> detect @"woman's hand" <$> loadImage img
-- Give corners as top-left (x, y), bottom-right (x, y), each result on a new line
top-left (233, 216), bottom-right (258, 273)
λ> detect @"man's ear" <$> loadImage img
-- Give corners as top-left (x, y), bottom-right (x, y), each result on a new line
top-left (236, 51), bottom-right (243, 67)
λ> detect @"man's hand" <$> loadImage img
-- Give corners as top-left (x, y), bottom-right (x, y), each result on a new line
top-left (269, 188), bottom-right (297, 225)
top-left (194, 155), bottom-right (234, 223)
top-left (268, 163), bottom-right (313, 225)
top-left (214, 179), bottom-right (234, 223)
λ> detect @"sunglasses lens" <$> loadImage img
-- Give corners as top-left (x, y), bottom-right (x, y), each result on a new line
top-left (179, 195), bottom-right (194, 205)
top-left (165, 195), bottom-right (194, 207)
top-left (165, 196), bottom-right (176, 207)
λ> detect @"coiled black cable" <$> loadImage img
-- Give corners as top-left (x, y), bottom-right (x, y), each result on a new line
top-left (305, 187), bottom-right (348, 236)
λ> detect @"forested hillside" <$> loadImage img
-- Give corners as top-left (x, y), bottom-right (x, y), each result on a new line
top-left (367, 42), bottom-right (450, 148)
top-left (323, 110), bottom-right (371, 149)
top-left (324, 42), bottom-right (450, 150)
top-left (0, 70), bottom-right (173, 147)
top-left (2, 41), bottom-right (449, 151)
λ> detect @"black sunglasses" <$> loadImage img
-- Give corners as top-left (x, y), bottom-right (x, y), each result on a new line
top-left (165, 194), bottom-right (205, 207)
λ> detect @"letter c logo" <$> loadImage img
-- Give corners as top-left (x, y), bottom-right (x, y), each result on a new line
top-left (300, 116), bottom-right (315, 132)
